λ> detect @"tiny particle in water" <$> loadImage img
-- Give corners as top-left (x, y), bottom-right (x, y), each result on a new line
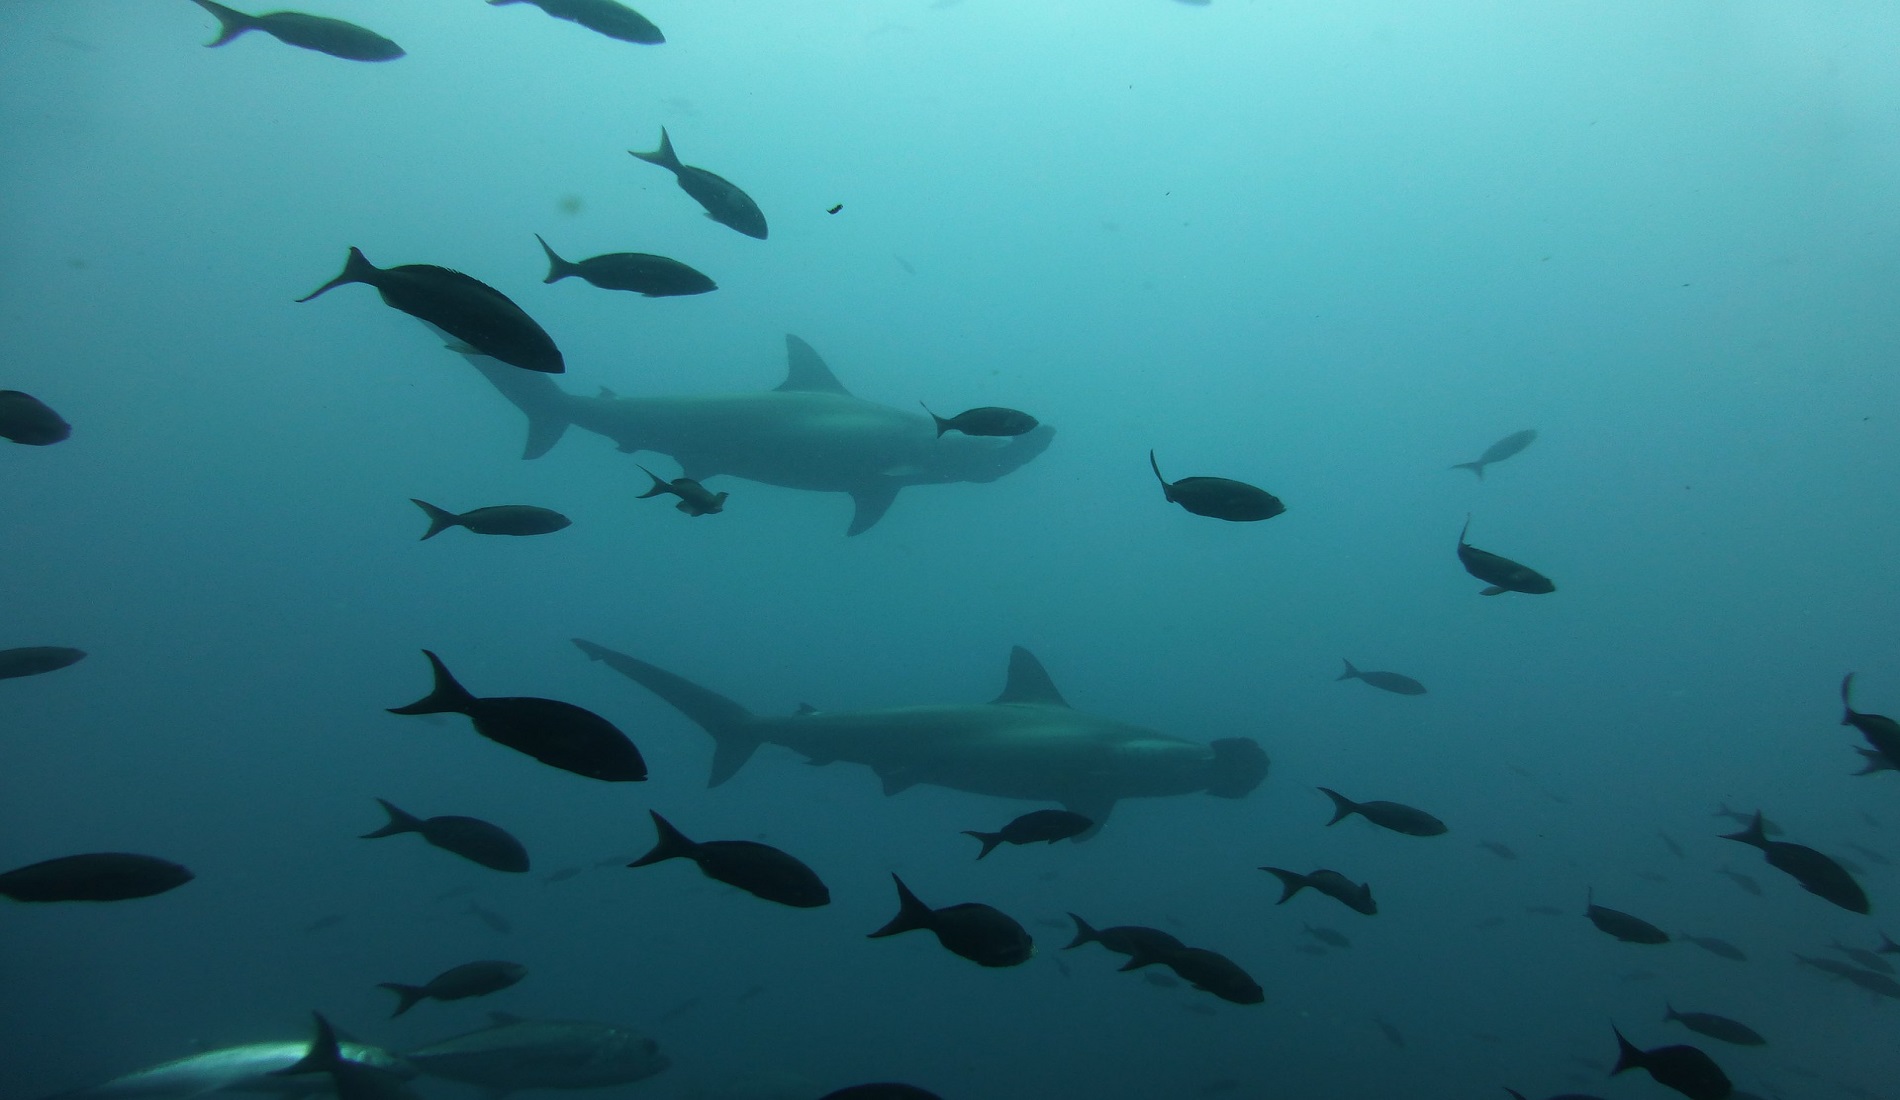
top-left (558, 194), bottom-right (585, 215)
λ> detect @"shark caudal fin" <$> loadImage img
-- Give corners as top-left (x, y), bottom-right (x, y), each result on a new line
top-left (572, 639), bottom-right (761, 786)
top-left (451, 344), bottom-right (574, 459)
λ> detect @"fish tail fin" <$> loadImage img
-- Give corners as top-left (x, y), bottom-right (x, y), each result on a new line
top-left (636, 467), bottom-right (671, 498)
top-left (1336, 659), bottom-right (1359, 681)
top-left (919, 403), bottom-right (951, 437)
top-left (1450, 460), bottom-right (1485, 479)
top-left (360, 798), bottom-right (425, 839)
top-left (296, 246), bottom-right (378, 303)
top-left (535, 234), bottom-right (574, 284)
top-left (190, 0), bottom-right (255, 47)
top-left (868, 874), bottom-right (933, 939)
top-left (571, 639), bottom-right (761, 786)
top-left (1260, 867), bottom-right (1307, 904)
top-left (1063, 913), bottom-right (1098, 949)
top-left (1842, 672), bottom-right (1858, 725)
top-left (409, 498), bottom-right (460, 540)
top-left (1147, 449), bottom-right (1172, 498)
top-left (709, 492), bottom-right (729, 512)
top-left (1316, 787), bottom-right (1358, 827)
top-left (962, 831), bottom-right (1004, 860)
top-left (628, 810), bottom-right (696, 867)
top-left (1720, 812), bottom-right (1769, 848)
top-left (1609, 1025), bottom-right (1645, 1076)
top-left (378, 983), bottom-right (429, 1017)
top-left (271, 1012), bottom-right (343, 1077)
top-left (629, 127), bottom-right (681, 170)
top-left (387, 650), bottom-right (479, 716)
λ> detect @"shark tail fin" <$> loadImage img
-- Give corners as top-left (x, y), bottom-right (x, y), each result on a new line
top-left (629, 810), bottom-right (696, 867)
top-left (962, 831), bottom-right (1004, 860)
top-left (571, 639), bottom-right (761, 786)
top-left (450, 352), bottom-right (573, 460)
top-left (191, 0), bottom-right (256, 47)
top-left (410, 499), bottom-right (461, 540)
top-left (387, 650), bottom-right (478, 717)
top-left (360, 798), bottom-right (424, 839)
top-left (1317, 787), bottom-right (1358, 826)
top-left (378, 983), bottom-right (429, 1017)
top-left (1260, 867), bottom-right (1307, 904)
top-left (1063, 913), bottom-right (1098, 950)
top-left (867, 874), bottom-right (933, 939)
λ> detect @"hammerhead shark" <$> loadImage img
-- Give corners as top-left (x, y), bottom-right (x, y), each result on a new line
top-left (571, 639), bottom-right (1271, 835)
top-left (456, 334), bottom-right (1055, 535)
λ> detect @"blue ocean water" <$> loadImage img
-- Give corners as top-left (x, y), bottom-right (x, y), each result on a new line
top-left (4, 1), bottom-right (1899, 1097)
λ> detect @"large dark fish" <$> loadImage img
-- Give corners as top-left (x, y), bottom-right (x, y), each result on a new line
top-left (1316, 788), bottom-right (1447, 836)
top-left (1149, 450), bottom-right (1284, 521)
top-left (1450, 428), bottom-right (1537, 479)
top-left (1663, 1005), bottom-right (1764, 1046)
top-left (411, 499), bottom-right (570, 540)
top-left (921, 405), bottom-right (1040, 439)
top-left (1260, 867), bottom-right (1376, 915)
top-left (868, 874), bottom-right (1032, 967)
top-left (186, 0), bottom-right (403, 61)
top-left (1065, 913), bottom-right (1183, 965)
top-left (1457, 516), bottom-right (1554, 595)
top-left (0, 852), bottom-right (192, 902)
top-left (488, 0), bottom-right (663, 45)
top-left (0, 390), bottom-right (71, 444)
top-left (629, 128), bottom-right (767, 239)
top-left (1720, 812), bottom-right (1868, 914)
top-left (536, 235), bottom-right (714, 297)
top-left (360, 798), bottom-right (530, 873)
top-left (1335, 659), bottom-right (1425, 695)
top-left (636, 466), bottom-right (727, 516)
top-left (0, 645), bottom-right (87, 680)
top-left (299, 247), bottom-right (564, 374)
top-left (1609, 1025), bottom-right (1731, 1100)
top-left (380, 960), bottom-right (526, 1016)
top-left (1584, 891), bottom-right (1669, 944)
top-left (388, 650), bottom-right (647, 781)
top-left (1679, 933), bottom-right (1746, 961)
top-left (962, 809), bottom-right (1093, 859)
top-left (820, 1087), bottom-right (942, 1100)
top-left (627, 810), bottom-right (829, 908)
top-left (1840, 673), bottom-right (1900, 770)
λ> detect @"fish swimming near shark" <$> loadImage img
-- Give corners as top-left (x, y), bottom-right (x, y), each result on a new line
top-left (42, 1029), bottom-right (415, 1098)
top-left (1450, 428), bottom-right (1537, 479)
top-left (570, 638), bottom-right (1268, 833)
top-left (630, 127), bottom-right (766, 239)
top-left (453, 335), bottom-right (1054, 535)
top-left (1457, 516), bottom-right (1555, 595)
top-left (637, 467), bottom-right (727, 516)
top-left (186, 0), bottom-right (404, 61)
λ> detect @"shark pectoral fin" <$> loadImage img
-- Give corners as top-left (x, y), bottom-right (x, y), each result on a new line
top-left (1063, 798), bottom-right (1114, 840)
top-left (846, 484), bottom-right (900, 536)
top-left (709, 737), bottom-right (763, 788)
top-left (991, 647), bottom-right (1071, 707)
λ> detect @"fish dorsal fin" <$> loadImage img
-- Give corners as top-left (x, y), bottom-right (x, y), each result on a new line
top-left (776, 335), bottom-right (851, 395)
top-left (992, 646), bottom-right (1069, 707)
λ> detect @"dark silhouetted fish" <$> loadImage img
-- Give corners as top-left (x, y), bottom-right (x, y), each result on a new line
top-left (271, 1012), bottom-right (414, 1100)
top-left (628, 810), bottom-right (828, 908)
top-left (361, 798), bottom-right (530, 872)
top-left (1840, 673), bottom-right (1900, 770)
top-left (1374, 1017), bottom-right (1404, 1048)
top-left (1261, 867), bottom-right (1376, 915)
top-left (1149, 450), bottom-right (1284, 521)
top-left (868, 874), bottom-right (1032, 967)
top-left (1065, 913), bottom-right (1183, 965)
top-left (819, 1087), bottom-right (942, 1100)
top-left (962, 809), bottom-right (1093, 859)
top-left (0, 645), bottom-right (86, 680)
top-left (1659, 832), bottom-right (1685, 859)
top-left (1679, 934), bottom-right (1745, 961)
top-left (1152, 945), bottom-right (1264, 1005)
top-left (1450, 428), bottom-right (1537, 479)
top-left (1585, 891), bottom-right (1669, 944)
top-left (637, 466), bottom-right (727, 516)
top-left (1720, 812), bottom-right (1868, 914)
top-left (921, 405), bottom-right (1040, 439)
top-left (0, 852), bottom-right (192, 902)
top-left (1852, 747), bottom-right (1895, 774)
top-left (466, 900), bottom-right (513, 934)
top-left (1713, 803), bottom-right (1782, 834)
top-left (1479, 840), bottom-right (1519, 860)
top-left (1794, 953), bottom-right (1900, 998)
top-left (1610, 1025), bottom-right (1731, 1100)
top-left (1827, 938), bottom-right (1894, 974)
top-left (1301, 924), bottom-right (1349, 948)
top-left (405, 1011), bottom-right (669, 1092)
top-left (1317, 788), bottom-right (1447, 836)
top-left (388, 650), bottom-right (647, 781)
top-left (535, 235), bottom-right (714, 296)
top-left (1457, 516), bottom-right (1554, 595)
top-left (1335, 659), bottom-right (1425, 695)
top-left (380, 960), bottom-right (526, 1016)
top-left (489, 0), bottom-right (663, 44)
top-left (1715, 866), bottom-right (1761, 896)
top-left (187, 0), bottom-right (403, 61)
top-left (0, 390), bottom-right (70, 444)
top-left (410, 499), bottom-right (570, 540)
top-left (299, 247), bottom-right (564, 373)
top-left (1664, 1005), bottom-right (1765, 1046)
top-left (629, 128), bottom-right (766, 239)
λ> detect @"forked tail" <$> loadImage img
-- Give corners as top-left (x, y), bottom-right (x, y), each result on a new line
top-left (572, 639), bottom-right (761, 786)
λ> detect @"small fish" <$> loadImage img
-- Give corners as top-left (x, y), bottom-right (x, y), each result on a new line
top-left (1721, 811), bottom-right (1868, 914)
top-left (186, 0), bottom-right (403, 61)
top-left (1316, 788), bottom-right (1446, 836)
top-left (1713, 803), bottom-right (1782, 834)
top-left (1715, 866), bottom-right (1761, 896)
top-left (1260, 867), bottom-right (1376, 915)
top-left (628, 811), bottom-right (829, 908)
top-left (1679, 933), bottom-right (1746, 961)
top-left (1840, 673), bottom-right (1900, 771)
top-left (1659, 832), bottom-right (1685, 859)
top-left (303, 913), bottom-right (345, 933)
top-left (629, 128), bottom-right (767, 239)
top-left (535, 235), bottom-right (715, 297)
top-left (1478, 840), bottom-right (1518, 860)
top-left (1374, 1017), bottom-right (1404, 1048)
top-left (1149, 450), bottom-right (1284, 521)
top-left (388, 650), bottom-right (647, 781)
top-left (1151, 945), bottom-right (1264, 1005)
top-left (361, 799), bottom-right (530, 873)
top-left (1827, 938), bottom-right (1894, 975)
top-left (1609, 1025), bottom-right (1731, 1100)
top-left (299, 248), bottom-right (564, 374)
top-left (637, 466), bottom-right (727, 516)
top-left (379, 960), bottom-right (526, 1016)
top-left (1064, 913), bottom-right (1183, 964)
top-left (1584, 890), bottom-right (1669, 944)
top-left (465, 900), bottom-right (513, 934)
top-left (0, 646), bottom-right (86, 680)
top-left (1457, 516), bottom-right (1554, 595)
top-left (1664, 1005), bottom-right (1765, 1046)
top-left (1335, 659), bottom-right (1426, 695)
top-left (1794, 953), bottom-right (1900, 999)
top-left (0, 852), bottom-right (192, 902)
top-left (867, 874), bottom-right (1032, 967)
top-left (488, 0), bottom-right (663, 45)
top-left (920, 404), bottom-right (1040, 439)
top-left (818, 1086), bottom-right (942, 1100)
top-left (962, 809), bottom-right (1093, 858)
top-left (1450, 428), bottom-right (1537, 479)
top-left (1300, 924), bottom-right (1350, 948)
top-left (0, 390), bottom-right (70, 445)
top-left (410, 499), bottom-right (570, 540)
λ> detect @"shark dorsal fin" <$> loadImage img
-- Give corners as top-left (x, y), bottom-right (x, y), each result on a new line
top-left (776, 335), bottom-right (851, 395)
top-left (992, 646), bottom-right (1070, 707)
